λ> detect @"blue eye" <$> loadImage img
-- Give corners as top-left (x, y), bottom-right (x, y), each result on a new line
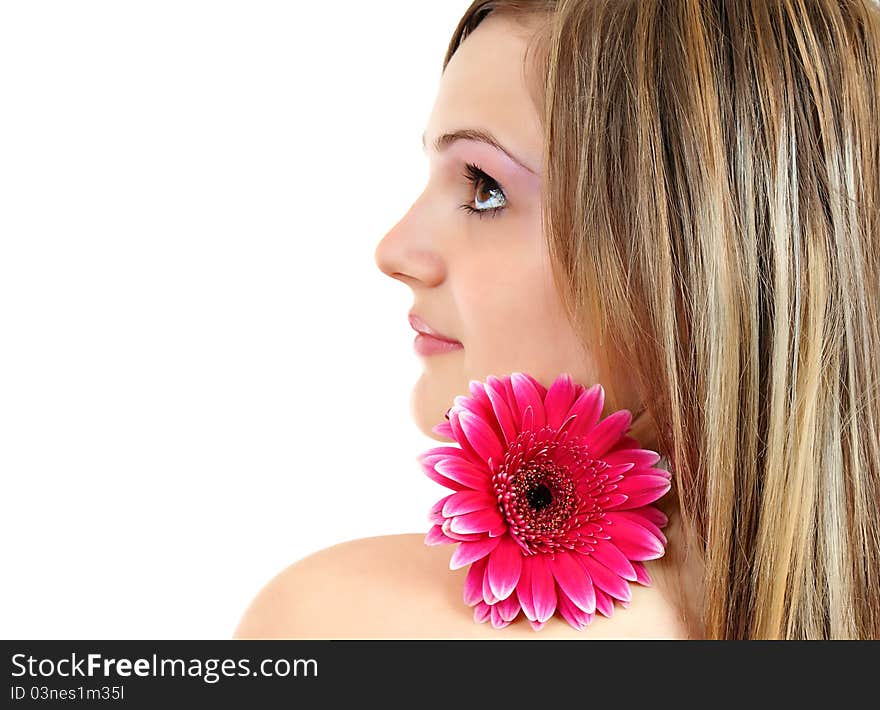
top-left (459, 162), bottom-right (507, 219)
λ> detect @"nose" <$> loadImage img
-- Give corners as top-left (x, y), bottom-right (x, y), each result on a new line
top-left (374, 201), bottom-right (446, 289)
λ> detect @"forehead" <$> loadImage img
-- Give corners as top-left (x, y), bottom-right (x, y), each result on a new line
top-left (424, 15), bottom-right (543, 173)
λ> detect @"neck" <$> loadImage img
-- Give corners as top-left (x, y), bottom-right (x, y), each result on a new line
top-left (655, 500), bottom-right (707, 639)
top-left (626, 408), bottom-right (707, 637)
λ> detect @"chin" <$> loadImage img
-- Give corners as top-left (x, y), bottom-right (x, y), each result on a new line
top-left (410, 369), bottom-right (461, 442)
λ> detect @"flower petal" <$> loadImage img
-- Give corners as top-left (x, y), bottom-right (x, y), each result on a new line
top-left (428, 494), bottom-right (454, 524)
top-left (487, 536), bottom-right (523, 601)
top-left (433, 457), bottom-right (490, 491)
top-left (609, 475), bottom-right (672, 509)
top-left (580, 554), bottom-right (632, 602)
top-left (601, 462), bottom-right (636, 484)
top-left (598, 493), bottom-right (630, 509)
top-left (496, 592), bottom-right (522, 622)
top-left (555, 412), bottom-right (579, 441)
top-left (607, 434), bottom-right (642, 453)
top-left (521, 404), bottom-right (534, 433)
top-left (550, 551), bottom-right (596, 614)
top-left (465, 380), bottom-right (493, 417)
top-left (589, 540), bottom-right (638, 581)
top-left (425, 524), bottom-right (456, 546)
top-left (487, 520), bottom-right (508, 538)
top-left (485, 375), bottom-right (519, 447)
top-left (448, 409), bottom-right (485, 465)
top-left (419, 448), bottom-right (473, 491)
top-left (502, 376), bottom-right (521, 421)
top-left (632, 560), bottom-right (652, 585)
top-left (556, 589), bottom-right (595, 630)
top-left (418, 445), bottom-right (471, 462)
top-left (565, 384), bottom-right (604, 437)
top-left (543, 373), bottom-right (578, 429)
top-left (605, 510), bottom-right (667, 557)
top-left (523, 372), bottom-right (548, 399)
top-left (432, 420), bottom-right (454, 439)
top-left (482, 561), bottom-right (499, 605)
top-left (457, 409), bottom-right (505, 466)
top-left (452, 393), bottom-right (481, 418)
top-left (511, 372), bottom-right (546, 430)
top-left (421, 464), bottom-right (467, 492)
top-left (490, 604), bottom-right (512, 629)
top-left (463, 556), bottom-right (488, 606)
top-left (602, 447), bottom-right (661, 469)
top-left (594, 587), bottom-right (615, 617)
top-left (450, 507), bottom-right (505, 535)
top-left (449, 536), bottom-right (501, 570)
top-left (638, 505), bottom-right (669, 529)
top-left (528, 619), bottom-right (546, 631)
top-left (515, 555), bottom-right (537, 621)
top-left (583, 409), bottom-right (632, 457)
top-left (441, 518), bottom-right (490, 542)
top-left (473, 601), bottom-right (491, 623)
top-left (442, 490), bottom-right (497, 517)
top-left (467, 380), bottom-right (511, 440)
top-left (529, 554), bottom-right (558, 623)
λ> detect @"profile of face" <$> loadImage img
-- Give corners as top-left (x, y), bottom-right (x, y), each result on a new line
top-left (374, 15), bottom-right (601, 442)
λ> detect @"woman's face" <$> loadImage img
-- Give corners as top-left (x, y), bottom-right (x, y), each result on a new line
top-left (374, 15), bottom-right (600, 441)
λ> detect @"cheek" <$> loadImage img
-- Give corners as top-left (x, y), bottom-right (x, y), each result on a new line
top-left (456, 243), bottom-right (588, 380)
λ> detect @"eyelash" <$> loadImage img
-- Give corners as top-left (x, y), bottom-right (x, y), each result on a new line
top-left (458, 162), bottom-right (507, 219)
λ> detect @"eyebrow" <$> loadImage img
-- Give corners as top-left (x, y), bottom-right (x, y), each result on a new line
top-left (422, 128), bottom-right (537, 175)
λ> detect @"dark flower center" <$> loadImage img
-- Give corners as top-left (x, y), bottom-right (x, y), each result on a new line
top-left (493, 425), bottom-right (610, 555)
top-left (525, 483), bottom-right (553, 510)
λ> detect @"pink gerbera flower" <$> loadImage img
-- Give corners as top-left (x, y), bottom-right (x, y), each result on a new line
top-left (419, 372), bottom-right (672, 631)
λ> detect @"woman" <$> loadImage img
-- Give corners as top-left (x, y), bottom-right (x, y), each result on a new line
top-left (235, 0), bottom-right (880, 639)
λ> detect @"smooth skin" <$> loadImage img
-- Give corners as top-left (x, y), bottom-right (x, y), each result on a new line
top-left (235, 14), bottom-right (703, 640)
top-left (233, 533), bottom-right (693, 639)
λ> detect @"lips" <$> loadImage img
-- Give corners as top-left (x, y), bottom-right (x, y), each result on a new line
top-left (408, 312), bottom-right (462, 344)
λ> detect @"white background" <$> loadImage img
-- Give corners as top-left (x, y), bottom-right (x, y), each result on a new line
top-left (0, 0), bottom-right (470, 639)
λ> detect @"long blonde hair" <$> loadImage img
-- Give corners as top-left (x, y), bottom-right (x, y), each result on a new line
top-left (443, 0), bottom-right (880, 639)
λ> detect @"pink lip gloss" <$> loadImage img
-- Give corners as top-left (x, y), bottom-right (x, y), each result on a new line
top-left (413, 333), bottom-right (464, 356)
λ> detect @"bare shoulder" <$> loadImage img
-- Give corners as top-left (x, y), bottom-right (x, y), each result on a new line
top-left (233, 533), bottom-right (692, 640)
